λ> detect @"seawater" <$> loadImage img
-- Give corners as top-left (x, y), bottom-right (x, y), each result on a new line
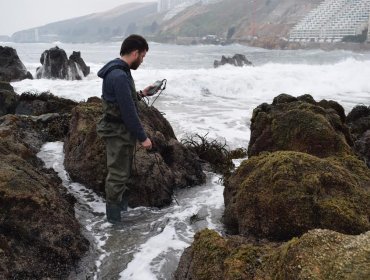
top-left (4, 41), bottom-right (369, 279)
top-left (6, 42), bottom-right (370, 147)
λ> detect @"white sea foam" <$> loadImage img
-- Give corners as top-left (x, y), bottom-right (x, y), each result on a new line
top-left (120, 174), bottom-right (225, 280)
top-left (37, 142), bottom-right (225, 279)
top-left (37, 142), bottom-right (109, 276)
top-left (15, 58), bottom-right (370, 148)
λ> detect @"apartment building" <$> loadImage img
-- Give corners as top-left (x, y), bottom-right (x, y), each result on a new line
top-left (289, 0), bottom-right (370, 42)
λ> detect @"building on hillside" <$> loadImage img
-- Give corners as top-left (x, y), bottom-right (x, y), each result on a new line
top-left (289, 0), bottom-right (370, 42)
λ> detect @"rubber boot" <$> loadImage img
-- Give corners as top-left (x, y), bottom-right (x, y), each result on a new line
top-left (106, 203), bottom-right (121, 224)
top-left (120, 196), bottom-right (128, 212)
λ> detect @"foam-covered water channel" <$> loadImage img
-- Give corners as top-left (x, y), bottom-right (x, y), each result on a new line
top-left (37, 142), bottom-right (225, 279)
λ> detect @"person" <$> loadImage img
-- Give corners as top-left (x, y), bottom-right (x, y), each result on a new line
top-left (96, 34), bottom-right (156, 224)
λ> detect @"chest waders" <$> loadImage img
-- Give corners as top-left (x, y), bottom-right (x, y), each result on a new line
top-left (96, 66), bottom-right (139, 224)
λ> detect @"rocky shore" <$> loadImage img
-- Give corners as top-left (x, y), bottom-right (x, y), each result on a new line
top-left (0, 81), bottom-right (206, 277)
top-left (0, 46), bottom-right (369, 277)
top-left (0, 84), bottom-right (87, 278)
top-left (0, 46), bottom-right (90, 82)
top-left (175, 94), bottom-right (370, 279)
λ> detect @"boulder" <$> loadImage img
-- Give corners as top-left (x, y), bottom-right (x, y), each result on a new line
top-left (15, 91), bottom-right (78, 116)
top-left (247, 94), bottom-right (353, 158)
top-left (175, 228), bottom-right (370, 280)
top-left (63, 98), bottom-right (206, 208)
top-left (347, 105), bottom-right (370, 137)
top-left (224, 151), bottom-right (370, 241)
top-left (264, 229), bottom-right (370, 280)
top-left (347, 105), bottom-right (370, 167)
top-left (0, 82), bottom-right (18, 116)
top-left (0, 90), bottom-right (75, 142)
top-left (0, 114), bottom-right (88, 279)
top-left (69, 51), bottom-right (90, 77)
top-left (0, 46), bottom-right (33, 82)
top-left (214, 54), bottom-right (252, 68)
top-left (36, 46), bottom-right (90, 80)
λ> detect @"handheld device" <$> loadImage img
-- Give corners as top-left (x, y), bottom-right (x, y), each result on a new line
top-left (147, 80), bottom-right (165, 96)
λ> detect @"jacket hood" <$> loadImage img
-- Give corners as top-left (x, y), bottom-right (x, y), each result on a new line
top-left (97, 58), bottom-right (129, 78)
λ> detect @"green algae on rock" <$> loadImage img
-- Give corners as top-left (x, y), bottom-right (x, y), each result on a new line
top-left (0, 114), bottom-right (88, 279)
top-left (248, 94), bottom-right (353, 158)
top-left (175, 229), bottom-right (268, 280)
top-left (224, 151), bottom-right (370, 241)
top-left (63, 97), bottom-right (206, 208)
top-left (175, 228), bottom-right (370, 280)
top-left (264, 229), bottom-right (370, 280)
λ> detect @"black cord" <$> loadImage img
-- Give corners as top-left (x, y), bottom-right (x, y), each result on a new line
top-left (150, 79), bottom-right (167, 107)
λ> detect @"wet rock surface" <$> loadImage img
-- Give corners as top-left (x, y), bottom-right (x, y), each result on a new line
top-left (247, 94), bottom-right (353, 158)
top-left (63, 98), bottom-right (206, 208)
top-left (69, 51), bottom-right (90, 77)
top-left (224, 151), bottom-right (370, 241)
top-left (0, 114), bottom-right (88, 279)
top-left (347, 105), bottom-right (370, 167)
top-left (0, 82), bottom-right (18, 116)
top-left (36, 46), bottom-right (90, 80)
top-left (175, 228), bottom-right (370, 280)
top-left (213, 54), bottom-right (252, 68)
top-left (0, 46), bottom-right (33, 82)
top-left (15, 91), bottom-right (78, 116)
top-left (176, 94), bottom-right (370, 279)
top-left (0, 84), bottom-right (78, 118)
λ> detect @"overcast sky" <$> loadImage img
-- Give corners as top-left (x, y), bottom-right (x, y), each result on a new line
top-left (0, 0), bottom-right (155, 36)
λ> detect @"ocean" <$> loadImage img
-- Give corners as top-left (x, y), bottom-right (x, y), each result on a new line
top-left (4, 41), bottom-right (370, 279)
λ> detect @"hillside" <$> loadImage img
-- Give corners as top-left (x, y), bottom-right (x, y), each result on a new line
top-left (11, 2), bottom-right (157, 43)
top-left (157, 0), bottom-right (322, 46)
top-left (11, 0), bottom-right (364, 50)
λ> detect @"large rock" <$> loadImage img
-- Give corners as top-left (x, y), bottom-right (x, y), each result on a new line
top-left (0, 86), bottom-right (78, 119)
top-left (175, 228), bottom-right (370, 280)
top-left (69, 51), bottom-right (90, 77)
top-left (0, 114), bottom-right (88, 279)
top-left (347, 105), bottom-right (370, 138)
top-left (15, 91), bottom-right (78, 116)
top-left (347, 105), bottom-right (370, 167)
top-left (224, 151), bottom-right (370, 241)
top-left (0, 82), bottom-right (18, 116)
top-left (214, 54), bottom-right (253, 68)
top-left (63, 98), bottom-right (206, 207)
top-left (247, 94), bottom-right (353, 158)
top-left (0, 46), bottom-right (33, 82)
top-left (36, 46), bottom-right (90, 80)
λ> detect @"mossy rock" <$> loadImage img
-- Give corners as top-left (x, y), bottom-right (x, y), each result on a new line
top-left (175, 229), bottom-right (268, 280)
top-left (346, 105), bottom-right (370, 139)
top-left (0, 85), bottom-right (19, 116)
top-left (175, 229), bottom-right (370, 280)
top-left (224, 151), bottom-right (370, 241)
top-left (264, 229), bottom-right (370, 280)
top-left (248, 94), bottom-right (353, 158)
top-left (63, 98), bottom-right (205, 207)
top-left (15, 91), bottom-right (78, 116)
top-left (0, 116), bottom-right (88, 278)
top-left (0, 81), bottom-right (14, 91)
top-left (346, 105), bottom-right (370, 167)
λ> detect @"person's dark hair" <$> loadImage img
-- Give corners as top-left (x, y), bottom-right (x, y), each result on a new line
top-left (120, 34), bottom-right (149, 56)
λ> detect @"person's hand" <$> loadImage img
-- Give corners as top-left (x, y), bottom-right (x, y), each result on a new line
top-left (142, 84), bottom-right (158, 96)
top-left (141, 138), bottom-right (152, 150)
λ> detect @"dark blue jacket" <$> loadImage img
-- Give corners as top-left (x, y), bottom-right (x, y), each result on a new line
top-left (97, 58), bottom-right (147, 142)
